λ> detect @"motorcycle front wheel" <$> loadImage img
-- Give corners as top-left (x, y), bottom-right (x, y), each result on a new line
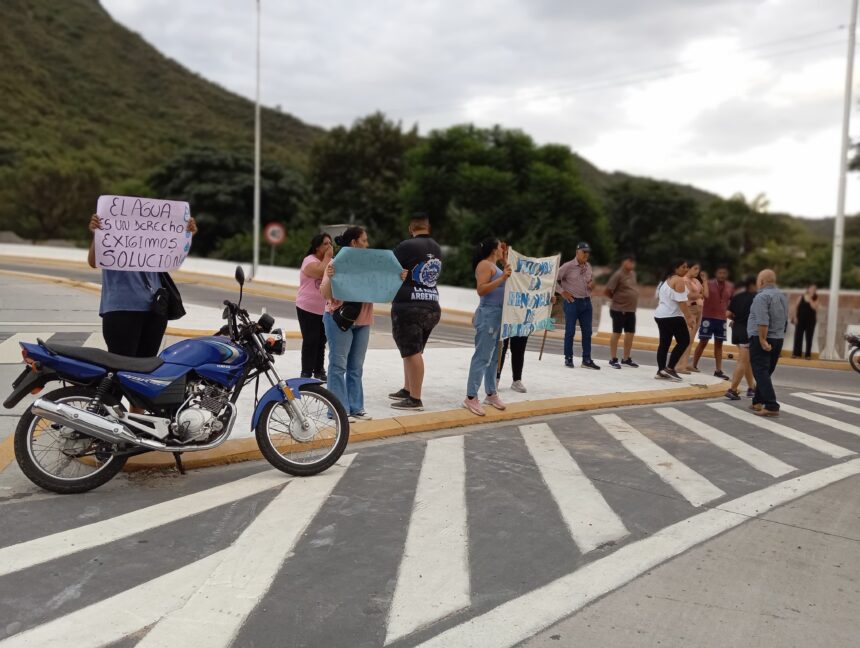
top-left (255, 383), bottom-right (349, 476)
top-left (14, 385), bottom-right (129, 494)
top-left (850, 347), bottom-right (860, 375)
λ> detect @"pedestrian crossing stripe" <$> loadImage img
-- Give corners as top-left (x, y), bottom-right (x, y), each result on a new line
top-left (656, 407), bottom-right (795, 477)
top-left (709, 403), bottom-right (855, 459)
top-left (385, 436), bottom-right (469, 645)
top-left (593, 413), bottom-right (726, 507)
top-left (1, 399), bottom-right (859, 647)
top-left (778, 403), bottom-right (860, 436)
top-left (521, 423), bottom-right (629, 553)
top-left (0, 456), bottom-right (355, 648)
top-left (792, 392), bottom-right (860, 416)
top-left (812, 392), bottom-right (860, 402)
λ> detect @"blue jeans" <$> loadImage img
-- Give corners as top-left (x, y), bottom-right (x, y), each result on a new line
top-left (323, 313), bottom-right (370, 415)
top-left (563, 298), bottom-right (592, 360)
top-left (467, 305), bottom-right (502, 398)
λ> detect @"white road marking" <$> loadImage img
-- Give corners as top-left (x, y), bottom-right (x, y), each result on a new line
top-left (656, 407), bottom-right (795, 478)
top-left (779, 403), bottom-right (860, 437)
top-left (0, 455), bottom-right (355, 648)
top-left (138, 454), bottom-right (355, 648)
top-left (82, 331), bottom-right (107, 350)
top-left (813, 392), bottom-right (860, 402)
top-left (0, 470), bottom-right (290, 578)
top-left (594, 414), bottom-right (725, 507)
top-left (0, 333), bottom-right (52, 364)
top-left (416, 458), bottom-right (860, 648)
top-left (520, 423), bottom-right (629, 553)
top-left (709, 403), bottom-right (855, 459)
top-left (0, 550), bottom-right (226, 648)
top-left (385, 436), bottom-right (469, 645)
top-left (792, 393), bottom-right (860, 416)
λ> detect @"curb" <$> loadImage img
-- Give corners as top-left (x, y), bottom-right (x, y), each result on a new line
top-left (122, 382), bottom-right (728, 471)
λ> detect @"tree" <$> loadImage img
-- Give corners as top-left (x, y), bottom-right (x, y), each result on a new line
top-left (605, 179), bottom-right (702, 280)
top-left (0, 158), bottom-right (104, 241)
top-left (401, 125), bottom-right (613, 285)
top-left (148, 148), bottom-right (309, 257)
top-left (309, 112), bottom-right (419, 248)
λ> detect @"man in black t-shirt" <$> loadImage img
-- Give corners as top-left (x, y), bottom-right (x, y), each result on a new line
top-left (725, 276), bottom-right (757, 400)
top-left (388, 214), bottom-right (443, 411)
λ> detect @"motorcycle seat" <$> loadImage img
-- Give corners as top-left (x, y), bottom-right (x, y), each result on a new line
top-left (44, 343), bottom-right (164, 373)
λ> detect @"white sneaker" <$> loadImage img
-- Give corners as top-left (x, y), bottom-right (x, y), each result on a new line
top-left (351, 411), bottom-right (373, 421)
top-left (511, 380), bottom-right (527, 393)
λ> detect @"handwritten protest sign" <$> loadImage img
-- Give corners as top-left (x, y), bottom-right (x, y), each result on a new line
top-left (331, 248), bottom-right (404, 303)
top-left (501, 248), bottom-right (561, 339)
top-left (94, 195), bottom-right (193, 272)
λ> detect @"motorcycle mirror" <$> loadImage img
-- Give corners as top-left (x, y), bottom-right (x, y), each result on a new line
top-left (235, 266), bottom-right (245, 309)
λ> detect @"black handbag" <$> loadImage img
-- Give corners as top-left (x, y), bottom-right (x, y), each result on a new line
top-left (160, 273), bottom-right (186, 321)
top-left (332, 301), bottom-right (362, 331)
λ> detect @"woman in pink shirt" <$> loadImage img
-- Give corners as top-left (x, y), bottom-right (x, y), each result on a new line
top-left (296, 233), bottom-right (333, 380)
top-left (321, 227), bottom-right (408, 423)
top-left (678, 262), bottom-right (705, 373)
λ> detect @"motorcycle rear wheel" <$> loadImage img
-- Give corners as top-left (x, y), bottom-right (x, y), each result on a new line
top-left (255, 383), bottom-right (349, 476)
top-left (850, 347), bottom-right (860, 375)
top-left (14, 385), bottom-right (128, 494)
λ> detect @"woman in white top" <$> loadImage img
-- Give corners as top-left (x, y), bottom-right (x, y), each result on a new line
top-left (654, 260), bottom-right (696, 381)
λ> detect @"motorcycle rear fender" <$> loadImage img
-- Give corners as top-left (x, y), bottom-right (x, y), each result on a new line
top-left (19, 342), bottom-right (106, 382)
top-left (3, 367), bottom-right (59, 409)
top-left (251, 378), bottom-right (321, 429)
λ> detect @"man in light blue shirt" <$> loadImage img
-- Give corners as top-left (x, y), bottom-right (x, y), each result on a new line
top-left (747, 269), bottom-right (789, 416)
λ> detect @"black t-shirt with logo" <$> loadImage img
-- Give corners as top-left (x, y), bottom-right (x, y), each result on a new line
top-left (393, 235), bottom-right (443, 309)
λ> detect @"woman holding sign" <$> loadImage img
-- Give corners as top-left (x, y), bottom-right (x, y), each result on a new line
top-left (464, 238), bottom-right (512, 417)
top-left (87, 214), bottom-right (197, 359)
top-left (321, 227), bottom-right (408, 423)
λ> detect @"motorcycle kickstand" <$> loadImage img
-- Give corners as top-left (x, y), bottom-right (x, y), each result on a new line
top-left (173, 452), bottom-right (186, 475)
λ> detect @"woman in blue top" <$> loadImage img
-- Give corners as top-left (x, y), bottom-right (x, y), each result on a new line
top-left (87, 213), bottom-right (198, 358)
top-left (464, 237), bottom-right (512, 417)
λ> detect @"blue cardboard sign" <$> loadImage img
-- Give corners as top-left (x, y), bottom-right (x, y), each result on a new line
top-left (331, 248), bottom-right (404, 303)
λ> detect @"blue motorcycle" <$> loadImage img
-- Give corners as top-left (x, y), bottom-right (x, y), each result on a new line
top-left (3, 267), bottom-right (349, 494)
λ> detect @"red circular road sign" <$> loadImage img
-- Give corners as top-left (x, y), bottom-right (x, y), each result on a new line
top-left (263, 222), bottom-right (286, 246)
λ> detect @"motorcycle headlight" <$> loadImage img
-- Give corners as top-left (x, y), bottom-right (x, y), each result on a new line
top-left (264, 328), bottom-right (286, 355)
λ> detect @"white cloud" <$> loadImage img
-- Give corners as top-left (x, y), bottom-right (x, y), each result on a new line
top-left (100, 0), bottom-right (859, 217)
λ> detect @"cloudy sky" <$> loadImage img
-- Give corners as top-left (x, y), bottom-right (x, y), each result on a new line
top-left (101, 0), bottom-right (859, 218)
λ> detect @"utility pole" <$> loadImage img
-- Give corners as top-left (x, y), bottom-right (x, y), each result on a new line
top-left (252, 0), bottom-right (262, 280)
top-left (823, 0), bottom-right (858, 359)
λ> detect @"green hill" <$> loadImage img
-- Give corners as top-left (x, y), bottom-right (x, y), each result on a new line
top-left (0, 0), bottom-right (323, 182)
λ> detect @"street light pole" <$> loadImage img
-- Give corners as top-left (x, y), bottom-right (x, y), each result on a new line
top-left (823, 0), bottom-right (858, 360)
top-left (252, 0), bottom-right (262, 280)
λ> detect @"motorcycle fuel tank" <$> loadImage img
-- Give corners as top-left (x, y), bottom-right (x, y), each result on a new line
top-left (160, 336), bottom-right (248, 368)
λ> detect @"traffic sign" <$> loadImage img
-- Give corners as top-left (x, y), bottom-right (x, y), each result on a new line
top-left (263, 222), bottom-right (286, 246)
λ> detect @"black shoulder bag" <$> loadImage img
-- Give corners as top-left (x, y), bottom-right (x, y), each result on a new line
top-left (332, 301), bottom-right (362, 331)
top-left (160, 273), bottom-right (186, 321)
top-left (146, 273), bottom-right (185, 321)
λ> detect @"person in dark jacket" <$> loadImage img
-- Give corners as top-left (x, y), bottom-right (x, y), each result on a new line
top-left (791, 284), bottom-right (819, 359)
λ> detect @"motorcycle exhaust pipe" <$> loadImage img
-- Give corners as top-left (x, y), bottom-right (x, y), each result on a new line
top-left (31, 399), bottom-right (238, 454)
top-left (32, 399), bottom-right (140, 446)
